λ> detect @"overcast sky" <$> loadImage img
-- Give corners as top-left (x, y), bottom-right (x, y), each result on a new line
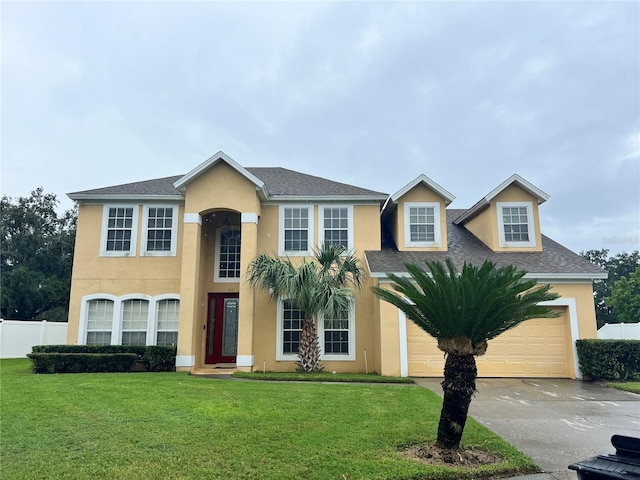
top-left (2, 1), bottom-right (639, 255)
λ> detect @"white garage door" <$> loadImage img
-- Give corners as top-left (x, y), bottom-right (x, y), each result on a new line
top-left (407, 308), bottom-right (572, 378)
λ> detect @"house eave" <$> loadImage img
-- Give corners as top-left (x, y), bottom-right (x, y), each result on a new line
top-left (263, 194), bottom-right (389, 203)
top-left (67, 194), bottom-right (185, 202)
top-left (370, 271), bottom-right (607, 283)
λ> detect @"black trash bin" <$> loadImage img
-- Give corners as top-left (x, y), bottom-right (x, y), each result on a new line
top-left (569, 435), bottom-right (640, 479)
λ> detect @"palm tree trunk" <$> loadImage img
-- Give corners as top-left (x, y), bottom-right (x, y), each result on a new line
top-left (296, 316), bottom-right (323, 373)
top-left (436, 353), bottom-right (477, 449)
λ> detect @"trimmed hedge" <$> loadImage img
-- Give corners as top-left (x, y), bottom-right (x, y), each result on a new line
top-left (27, 353), bottom-right (139, 374)
top-left (576, 339), bottom-right (640, 380)
top-left (28, 345), bottom-right (177, 374)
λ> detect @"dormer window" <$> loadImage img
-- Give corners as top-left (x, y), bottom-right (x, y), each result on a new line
top-left (497, 202), bottom-right (536, 247)
top-left (404, 202), bottom-right (441, 247)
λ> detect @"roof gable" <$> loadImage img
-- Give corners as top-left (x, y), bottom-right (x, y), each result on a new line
top-left (454, 174), bottom-right (549, 225)
top-left (173, 151), bottom-right (267, 196)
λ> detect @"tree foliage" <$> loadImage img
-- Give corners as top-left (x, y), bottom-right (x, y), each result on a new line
top-left (580, 249), bottom-right (640, 327)
top-left (1, 188), bottom-right (76, 320)
top-left (372, 259), bottom-right (559, 449)
top-left (606, 268), bottom-right (640, 324)
top-left (247, 243), bottom-right (366, 373)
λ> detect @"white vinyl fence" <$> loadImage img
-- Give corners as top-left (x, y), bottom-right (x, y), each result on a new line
top-left (0, 319), bottom-right (68, 358)
top-left (597, 322), bottom-right (640, 340)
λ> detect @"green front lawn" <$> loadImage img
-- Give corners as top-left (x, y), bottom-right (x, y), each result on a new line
top-left (607, 381), bottom-right (640, 394)
top-left (1, 359), bottom-right (537, 480)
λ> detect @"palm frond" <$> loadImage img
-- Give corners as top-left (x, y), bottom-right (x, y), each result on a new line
top-left (372, 258), bottom-right (560, 351)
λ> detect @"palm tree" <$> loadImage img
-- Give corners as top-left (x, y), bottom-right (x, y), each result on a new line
top-left (372, 258), bottom-right (559, 449)
top-left (247, 243), bottom-right (366, 373)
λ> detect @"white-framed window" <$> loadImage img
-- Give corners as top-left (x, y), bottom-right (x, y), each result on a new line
top-left (279, 205), bottom-right (314, 256)
top-left (497, 202), bottom-right (536, 247)
top-left (318, 205), bottom-right (354, 251)
top-left (276, 299), bottom-right (305, 360)
top-left (78, 294), bottom-right (180, 346)
top-left (86, 298), bottom-right (114, 345)
top-left (141, 205), bottom-right (178, 256)
top-left (100, 205), bottom-right (139, 256)
top-left (121, 299), bottom-right (149, 345)
top-left (404, 202), bottom-right (441, 247)
top-left (156, 298), bottom-right (180, 346)
top-left (276, 298), bottom-right (355, 361)
top-left (319, 303), bottom-right (355, 361)
top-left (214, 226), bottom-right (242, 282)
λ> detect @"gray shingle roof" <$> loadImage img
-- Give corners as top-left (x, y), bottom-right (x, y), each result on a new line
top-left (68, 168), bottom-right (386, 199)
top-left (247, 167), bottom-right (387, 197)
top-left (366, 209), bottom-right (606, 278)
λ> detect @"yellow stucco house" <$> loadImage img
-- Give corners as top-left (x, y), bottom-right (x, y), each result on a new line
top-left (67, 152), bottom-right (606, 378)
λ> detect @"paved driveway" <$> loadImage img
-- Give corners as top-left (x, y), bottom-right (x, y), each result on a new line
top-left (414, 378), bottom-right (640, 479)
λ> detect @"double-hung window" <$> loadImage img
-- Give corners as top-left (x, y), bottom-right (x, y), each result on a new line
top-left (280, 206), bottom-right (314, 256)
top-left (320, 306), bottom-right (354, 360)
top-left (101, 206), bottom-right (138, 256)
top-left (86, 299), bottom-right (114, 345)
top-left (141, 206), bottom-right (178, 256)
top-left (497, 202), bottom-right (536, 247)
top-left (277, 299), bottom-right (305, 359)
top-left (121, 299), bottom-right (149, 345)
top-left (404, 202), bottom-right (441, 247)
top-left (319, 206), bottom-right (353, 250)
top-left (156, 299), bottom-right (180, 346)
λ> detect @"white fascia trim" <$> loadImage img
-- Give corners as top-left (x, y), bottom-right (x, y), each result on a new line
top-left (173, 151), bottom-right (266, 193)
top-left (241, 212), bottom-right (259, 224)
top-left (68, 194), bottom-right (184, 202)
top-left (176, 355), bottom-right (195, 367)
top-left (390, 174), bottom-right (456, 205)
top-left (265, 195), bottom-right (387, 203)
top-left (372, 272), bottom-right (606, 282)
top-left (485, 174), bottom-right (550, 204)
top-left (398, 310), bottom-right (409, 377)
top-left (497, 201), bottom-right (537, 248)
top-left (236, 355), bottom-right (254, 367)
top-left (523, 273), bottom-right (608, 282)
top-left (183, 213), bottom-right (202, 224)
top-left (539, 298), bottom-right (581, 379)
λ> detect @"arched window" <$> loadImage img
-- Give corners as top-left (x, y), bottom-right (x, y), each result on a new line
top-left (121, 299), bottom-right (149, 345)
top-left (86, 299), bottom-right (114, 345)
top-left (156, 299), bottom-right (180, 346)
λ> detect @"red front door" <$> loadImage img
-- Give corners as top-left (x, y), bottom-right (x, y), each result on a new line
top-left (205, 293), bottom-right (239, 364)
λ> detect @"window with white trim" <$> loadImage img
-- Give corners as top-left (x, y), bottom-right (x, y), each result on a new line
top-left (121, 299), bottom-right (149, 345)
top-left (497, 202), bottom-right (536, 247)
top-left (279, 206), bottom-right (314, 255)
top-left (141, 206), bottom-right (178, 256)
top-left (404, 202), bottom-right (441, 247)
top-left (101, 206), bottom-right (138, 256)
top-left (281, 300), bottom-right (304, 356)
top-left (86, 299), bottom-right (114, 345)
top-left (319, 206), bottom-right (353, 250)
top-left (156, 299), bottom-right (179, 346)
top-left (319, 305), bottom-right (355, 360)
top-left (215, 227), bottom-right (241, 282)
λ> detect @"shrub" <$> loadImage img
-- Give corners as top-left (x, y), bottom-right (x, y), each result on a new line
top-left (27, 353), bottom-right (139, 374)
top-left (28, 345), bottom-right (176, 373)
top-left (576, 339), bottom-right (640, 380)
top-left (143, 346), bottom-right (177, 372)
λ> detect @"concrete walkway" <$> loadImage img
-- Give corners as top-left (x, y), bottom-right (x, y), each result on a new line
top-left (413, 378), bottom-right (640, 479)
